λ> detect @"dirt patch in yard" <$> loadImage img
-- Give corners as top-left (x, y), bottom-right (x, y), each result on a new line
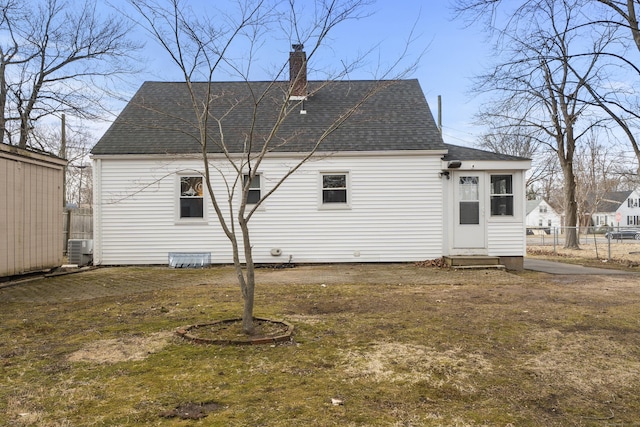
top-left (341, 341), bottom-right (492, 391)
top-left (67, 332), bottom-right (173, 364)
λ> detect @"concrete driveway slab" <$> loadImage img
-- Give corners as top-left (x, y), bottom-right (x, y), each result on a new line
top-left (524, 258), bottom-right (635, 275)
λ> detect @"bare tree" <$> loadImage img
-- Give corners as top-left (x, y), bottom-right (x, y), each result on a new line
top-left (455, 1), bottom-right (640, 177)
top-left (32, 122), bottom-right (94, 205)
top-left (597, 0), bottom-right (640, 51)
top-left (476, 128), bottom-right (552, 191)
top-left (573, 136), bottom-right (621, 227)
top-left (0, 0), bottom-right (140, 149)
top-left (127, 0), bottom-right (419, 334)
top-left (463, 0), bottom-right (617, 248)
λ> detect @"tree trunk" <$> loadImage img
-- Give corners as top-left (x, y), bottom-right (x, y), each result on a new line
top-left (562, 160), bottom-right (580, 248)
top-left (225, 224), bottom-right (254, 335)
top-left (241, 278), bottom-right (255, 334)
top-left (240, 217), bottom-right (255, 334)
top-left (0, 61), bottom-right (7, 145)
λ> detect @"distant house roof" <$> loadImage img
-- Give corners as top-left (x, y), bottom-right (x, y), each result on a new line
top-left (596, 191), bottom-right (633, 213)
top-left (526, 199), bottom-right (542, 216)
top-left (91, 79), bottom-right (447, 156)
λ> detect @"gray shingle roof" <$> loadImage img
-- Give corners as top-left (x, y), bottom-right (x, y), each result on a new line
top-left (91, 79), bottom-right (447, 155)
top-left (526, 199), bottom-right (542, 215)
top-left (442, 144), bottom-right (531, 162)
top-left (596, 191), bottom-right (632, 213)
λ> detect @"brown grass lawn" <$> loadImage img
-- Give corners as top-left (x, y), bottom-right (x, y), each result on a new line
top-left (1, 262), bottom-right (640, 426)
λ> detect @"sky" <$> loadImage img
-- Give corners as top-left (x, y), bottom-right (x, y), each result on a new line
top-left (102, 0), bottom-right (492, 148)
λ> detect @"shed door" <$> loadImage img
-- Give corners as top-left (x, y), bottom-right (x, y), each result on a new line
top-left (453, 173), bottom-right (486, 249)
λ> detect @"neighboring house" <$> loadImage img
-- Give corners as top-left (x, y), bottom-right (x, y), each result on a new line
top-left (591, 190), bottom-right (640, 228)
top-left (91, 47), bottom-right (531, 270)
top-left (1, 143), bottom-right (67, 277)
top-left (525, 199), bottom-right (562, 232)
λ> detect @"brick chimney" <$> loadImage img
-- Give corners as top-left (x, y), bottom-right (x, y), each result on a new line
top-left (289, 44), bottom-right (307, 99)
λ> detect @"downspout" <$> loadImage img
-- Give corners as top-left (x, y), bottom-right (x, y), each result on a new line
top-left (92, 158), bottom-right (102, 265)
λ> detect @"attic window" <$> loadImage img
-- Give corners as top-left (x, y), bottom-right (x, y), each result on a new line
top-left (180, 176), bottom-right (204, 218)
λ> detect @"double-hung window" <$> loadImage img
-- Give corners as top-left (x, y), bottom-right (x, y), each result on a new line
top-left (243, 174), bottom-right (261, 205)
top-left (179, 176), bottom-right (204, 219)
top-left (490, 175), bottom-right (513, 216)
top-left (321, 173), bottom-right (349, 206)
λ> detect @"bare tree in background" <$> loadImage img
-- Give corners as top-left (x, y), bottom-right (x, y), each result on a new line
top-left (597, 1), bottom-right (640, 51)
top-left (128, 0), bottom-right (419, 334)
top-left (457, 0), bottom-right (622, 248)
top-left (573, 136), bottom-right (620, 227)
top-left (0, 0), bottom-right (140, 149)
top-left (32, 124), bottom-right (94, 205)
top-left (456, 0), bottom-right (640, 175)
top-left (476, 128), bottom-right (553, 191)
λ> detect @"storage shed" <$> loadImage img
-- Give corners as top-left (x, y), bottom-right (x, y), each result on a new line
top-left (0, 143), bottom-right (67, 277)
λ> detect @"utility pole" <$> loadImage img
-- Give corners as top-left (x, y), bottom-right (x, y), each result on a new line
top-left (61, 114), bottom-right (66, 207)
top-left (437, 95), bottom-right (442, 135)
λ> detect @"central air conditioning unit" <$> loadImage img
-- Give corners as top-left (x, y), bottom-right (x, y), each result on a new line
top-left (67, 239), bottom-right (93, 267)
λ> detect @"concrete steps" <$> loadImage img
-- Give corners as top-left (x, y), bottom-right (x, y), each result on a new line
top-left (443, 256), bottom-right (505, 270)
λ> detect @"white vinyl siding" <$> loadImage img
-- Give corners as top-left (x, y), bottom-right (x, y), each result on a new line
top-left (488, 222), bottom-right (526, 256)
top-left (93, 154), bottom-right (443, 265)
top-left (487, 171), bottom-right (526, 256)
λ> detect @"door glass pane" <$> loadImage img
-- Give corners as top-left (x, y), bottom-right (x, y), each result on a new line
top-left (460, 201), bottom-right (479, 224)
top-left (459, 176), bottom-right (479, 225)
top-left (459, 176), bottom-right (479, 200)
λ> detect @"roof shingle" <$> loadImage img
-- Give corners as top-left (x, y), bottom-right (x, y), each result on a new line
top-left (91, 79), bottom-right (446, 155)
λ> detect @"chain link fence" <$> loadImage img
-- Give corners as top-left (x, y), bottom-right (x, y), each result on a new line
top-left (527, 226), bottom-right (640, 261)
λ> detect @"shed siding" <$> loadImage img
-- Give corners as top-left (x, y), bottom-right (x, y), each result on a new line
top-left (0, 146), bottom-right (65, 276)
top-left (94, 154), bottom-right (443, 265)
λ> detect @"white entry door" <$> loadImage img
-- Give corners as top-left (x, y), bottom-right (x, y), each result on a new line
top-left (453, 173), bottom-right (486, 249)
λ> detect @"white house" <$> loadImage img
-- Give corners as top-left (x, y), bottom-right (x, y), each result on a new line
top-left (591, 190), bottom-right (640, 228)
top-left (525, 199), bottom-right (562, 232)
top-left (91, 47), bottom-right (531, 270)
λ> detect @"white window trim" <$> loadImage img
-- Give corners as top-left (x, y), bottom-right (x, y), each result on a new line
top-left (319, 171), bottom-right (351, 210)
top-left (175, 174), bottom-right (208, 224)
top-left (485, 170), bottom-right (524, 223)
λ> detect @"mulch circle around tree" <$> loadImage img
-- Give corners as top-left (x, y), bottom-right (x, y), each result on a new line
top-left (159, 401), bottom-right (223, 420)
top-left (175, 317), bottom-right (294, 345)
